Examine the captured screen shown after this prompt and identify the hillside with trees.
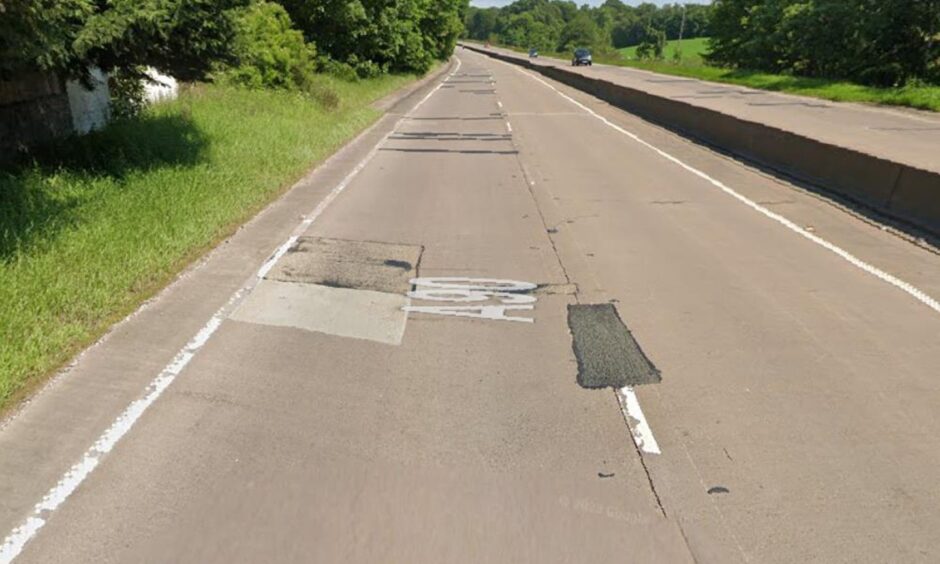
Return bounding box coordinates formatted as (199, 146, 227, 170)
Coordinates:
(463, 0, 939, 111)
(708, 0, 939, 87)
(463, 1, 711, 55)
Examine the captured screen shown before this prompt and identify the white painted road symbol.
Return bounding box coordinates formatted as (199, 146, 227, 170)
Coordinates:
(403, 277, 537, 322)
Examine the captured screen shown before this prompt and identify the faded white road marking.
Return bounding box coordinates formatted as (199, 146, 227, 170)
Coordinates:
(404, 277, 537, 322)
(617, 386, 661, 455)
(0, 56, 464, 564)
(405, 304, 535, 322)
(497, 100, 503, 109)
(496, 58, 940, 316)
(505, 120, 513, 133)
(0, 299, 234, 563)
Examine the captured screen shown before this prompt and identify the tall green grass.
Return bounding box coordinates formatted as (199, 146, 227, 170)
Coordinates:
(0, 73, 416, 410)
(611, 37, 940, 112)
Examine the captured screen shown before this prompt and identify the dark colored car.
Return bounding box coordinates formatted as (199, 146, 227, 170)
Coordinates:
(572, 48, 592, 66)
(529, 48, 539, 58)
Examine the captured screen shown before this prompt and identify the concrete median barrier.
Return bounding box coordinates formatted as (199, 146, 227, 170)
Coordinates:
(461, 43, 940, 237)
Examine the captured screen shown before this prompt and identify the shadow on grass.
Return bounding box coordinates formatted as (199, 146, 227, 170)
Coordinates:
(0, 114, 210, 262)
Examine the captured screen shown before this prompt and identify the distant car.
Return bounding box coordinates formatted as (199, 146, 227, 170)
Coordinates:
(572, 48, 592, 66)
(528, 48, 539, 58)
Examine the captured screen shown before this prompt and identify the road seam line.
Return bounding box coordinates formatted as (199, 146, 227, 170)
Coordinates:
(0, 56, 462, 564)
(495, 58, 940, 316)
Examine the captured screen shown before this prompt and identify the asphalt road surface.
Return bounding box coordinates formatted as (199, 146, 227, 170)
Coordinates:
(3, 49, 940, 563)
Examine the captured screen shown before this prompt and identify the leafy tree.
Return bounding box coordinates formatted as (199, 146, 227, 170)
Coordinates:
(558, 13, 600, 51)
(463, 0, 712, 54)
(636, 26, 666, 60)
(277, 0, 465, 76)
(223, 1, 316, 90)
(0, 0, 245, 82)
(708, 0, 940, 86)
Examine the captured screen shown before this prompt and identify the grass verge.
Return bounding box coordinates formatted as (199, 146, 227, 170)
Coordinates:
(612, 38, 940, 112)
(0, 72, 419, 412)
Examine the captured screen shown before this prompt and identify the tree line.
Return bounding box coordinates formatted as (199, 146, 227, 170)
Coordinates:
(0, 0, 467, 87)
(464, 0, 939, 88)
(708, 0, 940, 86)
(463, 1, 712, 54)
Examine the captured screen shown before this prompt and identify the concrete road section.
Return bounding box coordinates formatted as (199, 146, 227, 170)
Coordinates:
(472, 43, 940, 176)
(3, 49, 940, 563)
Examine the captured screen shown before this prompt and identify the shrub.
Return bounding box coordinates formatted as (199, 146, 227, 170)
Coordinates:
(636, 27, 666, 60)
(223, 1, 317, 90)
(109, 66, 148, 119)
(317, 57, 360, 82)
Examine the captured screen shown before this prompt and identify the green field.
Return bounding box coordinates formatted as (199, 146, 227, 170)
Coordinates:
(618, 36, 710, 66)
(610, 37, 940, 112)
(0, 73, 418, 411)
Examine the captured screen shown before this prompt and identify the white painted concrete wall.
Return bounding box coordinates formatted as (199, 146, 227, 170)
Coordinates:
(65, 67, 110, 134)
(143, 69, 179, 104)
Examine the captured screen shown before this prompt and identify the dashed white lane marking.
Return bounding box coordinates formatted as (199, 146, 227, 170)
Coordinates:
(0, 56, 463, 564)
(617, 387, 661, 455)
(495, 58, 940, 317)
(505, 120, 513, 133)
(497, 100, 503, 109)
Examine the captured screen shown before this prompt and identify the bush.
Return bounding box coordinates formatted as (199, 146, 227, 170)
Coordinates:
(278, 0, 463, 75)
(317, 57, 360, 82)
(222, 1, 317, 90)
(636, 27, 666, 60)
(109, 66, 148, 119)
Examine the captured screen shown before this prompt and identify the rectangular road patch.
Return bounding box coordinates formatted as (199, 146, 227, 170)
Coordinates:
(567, 304, 661, 389)
(230, 280, 409, 345)
(266, 237, 422, 294)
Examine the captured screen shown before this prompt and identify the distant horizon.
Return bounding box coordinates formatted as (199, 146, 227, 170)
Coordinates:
(470, 0, 711, 7)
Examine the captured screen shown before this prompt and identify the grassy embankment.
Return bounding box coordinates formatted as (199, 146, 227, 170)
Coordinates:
(0, 72, 418, 412)
(613, 37, 940, 112)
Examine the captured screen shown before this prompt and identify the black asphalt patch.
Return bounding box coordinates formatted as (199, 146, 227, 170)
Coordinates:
(567, 304, 661, 389)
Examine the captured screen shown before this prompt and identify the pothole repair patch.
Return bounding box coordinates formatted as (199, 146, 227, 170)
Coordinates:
(230, 237, 423, 345)
(567, 304, 661, 389)
(267, 237, 422, 294)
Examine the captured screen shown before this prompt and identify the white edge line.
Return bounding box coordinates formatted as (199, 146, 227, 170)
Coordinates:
(0, 55, 462, 564)
(492, 57, 940, 316)
(617, 386, 661, 455)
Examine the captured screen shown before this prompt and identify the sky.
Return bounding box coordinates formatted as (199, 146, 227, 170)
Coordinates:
(470, 0, 711, 7)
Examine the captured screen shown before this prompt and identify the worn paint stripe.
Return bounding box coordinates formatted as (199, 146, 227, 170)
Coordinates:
(617, 386, 661, 455)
